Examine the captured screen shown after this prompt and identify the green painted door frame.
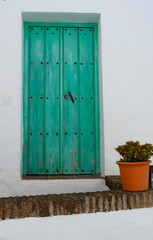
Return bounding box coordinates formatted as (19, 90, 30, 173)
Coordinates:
(23, 22, 100, 176)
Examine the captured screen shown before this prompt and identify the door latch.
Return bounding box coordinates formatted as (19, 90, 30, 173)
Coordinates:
(68, 90, 75, 104)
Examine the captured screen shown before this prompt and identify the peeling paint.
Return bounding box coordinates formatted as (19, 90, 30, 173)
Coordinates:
(72, 150, 77, 160)
(65, 161, 78, 169)
(24, 142, 27, 149)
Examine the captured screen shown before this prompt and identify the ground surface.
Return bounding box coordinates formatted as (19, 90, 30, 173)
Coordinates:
(0, 208, 152, 240)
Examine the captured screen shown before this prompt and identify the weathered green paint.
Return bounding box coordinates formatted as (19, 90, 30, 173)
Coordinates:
(23, 22, 100, 175)
(63, 28, 79, 174)
(45, 27, 60, 174)
(79, 28, 95, 174)
(29, 27, 44, 174)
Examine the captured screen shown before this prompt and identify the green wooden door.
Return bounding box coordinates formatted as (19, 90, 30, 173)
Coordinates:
(23, 23, 100, 176)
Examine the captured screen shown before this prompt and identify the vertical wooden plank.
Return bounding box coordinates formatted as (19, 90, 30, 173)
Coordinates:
(23, 24, 30, 174)
(45, 27, 60, 174)
(43, 27, 46, 175)
(60, 27, 64, 174)
(29, 27, 44, 174)
(94, 26, 100, 174)
(63, 27, 79, 174)
(77, 28, 81, 174)
(79, 28, 95, 174)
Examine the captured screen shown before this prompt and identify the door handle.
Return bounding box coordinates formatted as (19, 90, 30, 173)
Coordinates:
(68, 90, 75, 104)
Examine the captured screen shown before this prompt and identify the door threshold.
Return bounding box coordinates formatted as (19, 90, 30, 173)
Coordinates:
(22, 174, 104, 180)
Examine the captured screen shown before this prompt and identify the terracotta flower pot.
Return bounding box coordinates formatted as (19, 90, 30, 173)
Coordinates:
(116, 160, 152, 191)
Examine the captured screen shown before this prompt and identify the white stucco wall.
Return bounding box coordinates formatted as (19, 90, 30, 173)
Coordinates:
(0, 0, 153, 197)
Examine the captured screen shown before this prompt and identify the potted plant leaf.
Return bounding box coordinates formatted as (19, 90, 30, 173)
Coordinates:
(115, 141, 153, 191)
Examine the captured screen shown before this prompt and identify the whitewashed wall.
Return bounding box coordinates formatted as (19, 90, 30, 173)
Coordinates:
(0, 0, 153, 197)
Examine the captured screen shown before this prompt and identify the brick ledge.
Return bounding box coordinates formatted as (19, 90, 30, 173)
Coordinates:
(0, 190, 153, 220)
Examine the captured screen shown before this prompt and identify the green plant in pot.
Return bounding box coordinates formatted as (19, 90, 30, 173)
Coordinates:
(115, 141, 153, 191)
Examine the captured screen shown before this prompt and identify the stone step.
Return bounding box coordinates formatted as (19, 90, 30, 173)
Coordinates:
(105, 175, 122, 190)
